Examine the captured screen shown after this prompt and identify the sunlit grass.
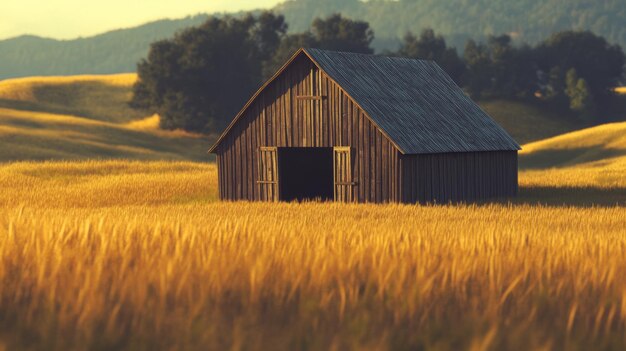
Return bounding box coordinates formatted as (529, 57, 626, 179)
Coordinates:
(0, 77, 625, 349)
(519, 122, 626, 189)
(0, 73, 141, 123)
(0, 158, 624, 350)
(0, 108, 211, 162)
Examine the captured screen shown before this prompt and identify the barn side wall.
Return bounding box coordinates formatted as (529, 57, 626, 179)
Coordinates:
(215, 54, 402, 202)
(400, 151, 518, 203)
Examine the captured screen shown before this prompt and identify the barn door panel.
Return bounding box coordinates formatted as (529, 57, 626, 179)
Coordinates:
(334, 147, 354, 202)
(257, 147, 279, 202)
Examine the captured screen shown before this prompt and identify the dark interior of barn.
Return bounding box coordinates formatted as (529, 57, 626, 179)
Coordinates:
(278, 147, 334, 202)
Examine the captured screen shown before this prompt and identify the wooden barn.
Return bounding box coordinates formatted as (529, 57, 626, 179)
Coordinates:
(209, 48, 521, 203)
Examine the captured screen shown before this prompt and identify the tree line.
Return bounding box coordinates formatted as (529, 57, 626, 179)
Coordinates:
(132, 12, 625, 133)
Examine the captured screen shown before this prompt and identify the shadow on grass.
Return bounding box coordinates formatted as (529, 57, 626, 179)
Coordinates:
(512, 186, 626, 207)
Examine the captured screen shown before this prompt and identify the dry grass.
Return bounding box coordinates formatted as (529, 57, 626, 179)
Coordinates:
(0, 108, 211, 162)
(125, 114, 161, 130)
(0, 73, 142, 123)
(0, 158, 624, 351)
(520, 122, 626, 189)
(0, 74, 212, 162)
(0, 77, 624, 349)
(0, 161, 216, 208)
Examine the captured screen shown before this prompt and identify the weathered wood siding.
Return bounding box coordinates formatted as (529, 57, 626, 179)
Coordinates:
(400, 151, 518, 203)
(215, 55, 401, 202)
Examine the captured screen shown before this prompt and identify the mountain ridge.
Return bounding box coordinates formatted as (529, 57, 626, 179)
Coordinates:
(1, 0, 625, 79)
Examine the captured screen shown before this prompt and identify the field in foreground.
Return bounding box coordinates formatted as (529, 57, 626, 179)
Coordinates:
(0, 158, 625, 351)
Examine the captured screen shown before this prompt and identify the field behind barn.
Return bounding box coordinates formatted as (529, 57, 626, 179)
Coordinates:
(0, 75, 625, 350)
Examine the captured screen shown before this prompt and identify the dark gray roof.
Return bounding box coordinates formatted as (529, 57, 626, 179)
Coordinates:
(305, 48, 521, 154)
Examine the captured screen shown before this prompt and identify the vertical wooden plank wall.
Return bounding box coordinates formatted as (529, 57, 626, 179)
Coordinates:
(400, 151, 518, 203)
(215, 55, 401, 202)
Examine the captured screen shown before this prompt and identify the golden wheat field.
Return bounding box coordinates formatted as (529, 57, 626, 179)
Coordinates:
(1, 74, 625, 350)
(0, 158, 624, 351)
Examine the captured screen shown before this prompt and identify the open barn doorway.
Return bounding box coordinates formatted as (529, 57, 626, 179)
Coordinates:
(278, 147, 334, 202)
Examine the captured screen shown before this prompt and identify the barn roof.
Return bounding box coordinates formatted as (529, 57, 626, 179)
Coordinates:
(209, 48, 520, 154)
(305, 48, 520, 153)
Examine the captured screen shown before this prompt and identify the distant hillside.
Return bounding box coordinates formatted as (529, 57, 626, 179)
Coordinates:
(1, 0, 625, 79)
(276, 0, 626, 50)
(0, 74, 210, 162)
(0, 16, 209, 79)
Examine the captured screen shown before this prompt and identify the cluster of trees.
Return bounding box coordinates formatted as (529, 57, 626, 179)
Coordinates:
(133, 12, 625, 132)
(393, 29, 625, 122)
(132, 13, 373, 132)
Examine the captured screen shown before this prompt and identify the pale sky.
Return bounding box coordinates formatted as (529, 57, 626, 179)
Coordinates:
(0, 0, 284, 40)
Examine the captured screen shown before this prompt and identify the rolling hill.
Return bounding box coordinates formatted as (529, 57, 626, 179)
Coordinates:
(1, 0, 625, 79)
(0, 72, 587, 163)
(0, 74, 211, 162)
(0, 74, 145, 123)
(519, 122, 626, 191)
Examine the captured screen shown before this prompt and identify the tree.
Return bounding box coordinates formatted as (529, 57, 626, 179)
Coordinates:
(537, 31, 625, 99)
(311, 14, 374, 53)
(262, 32, 318, 78)
(565, 68, 596, 122)
(131, 12, 287, 132)
(252, 12, 288, 63)
(263, 14, 375, 78)
(462, 35, 538, 99)
(395, 29, 465, 84)
(463, 39, 492, 99)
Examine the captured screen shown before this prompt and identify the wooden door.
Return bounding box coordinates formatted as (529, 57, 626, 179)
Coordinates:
(334, 147, 354, 202)
(257, 147, 279, 202)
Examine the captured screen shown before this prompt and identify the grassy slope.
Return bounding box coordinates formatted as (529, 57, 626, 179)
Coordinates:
(479, 99, 584, 144)
(0, 74, 144, 123)
(0, 74, 212, 162)
(517, 122, 626, 205)
(521, 122, 626, 170)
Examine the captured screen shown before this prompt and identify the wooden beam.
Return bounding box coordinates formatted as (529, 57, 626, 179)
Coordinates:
(295, 95, 326, 100)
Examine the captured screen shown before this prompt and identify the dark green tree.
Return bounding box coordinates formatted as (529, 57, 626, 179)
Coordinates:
(263, 14, 375, 78)
(463, 39, 492, 99)
(462, 35, 537, 99)
(395, 29, 465, 84)
(252, 12, 288, 63)
(311, 14, 374, 54)
(536, 31, 625, 99)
